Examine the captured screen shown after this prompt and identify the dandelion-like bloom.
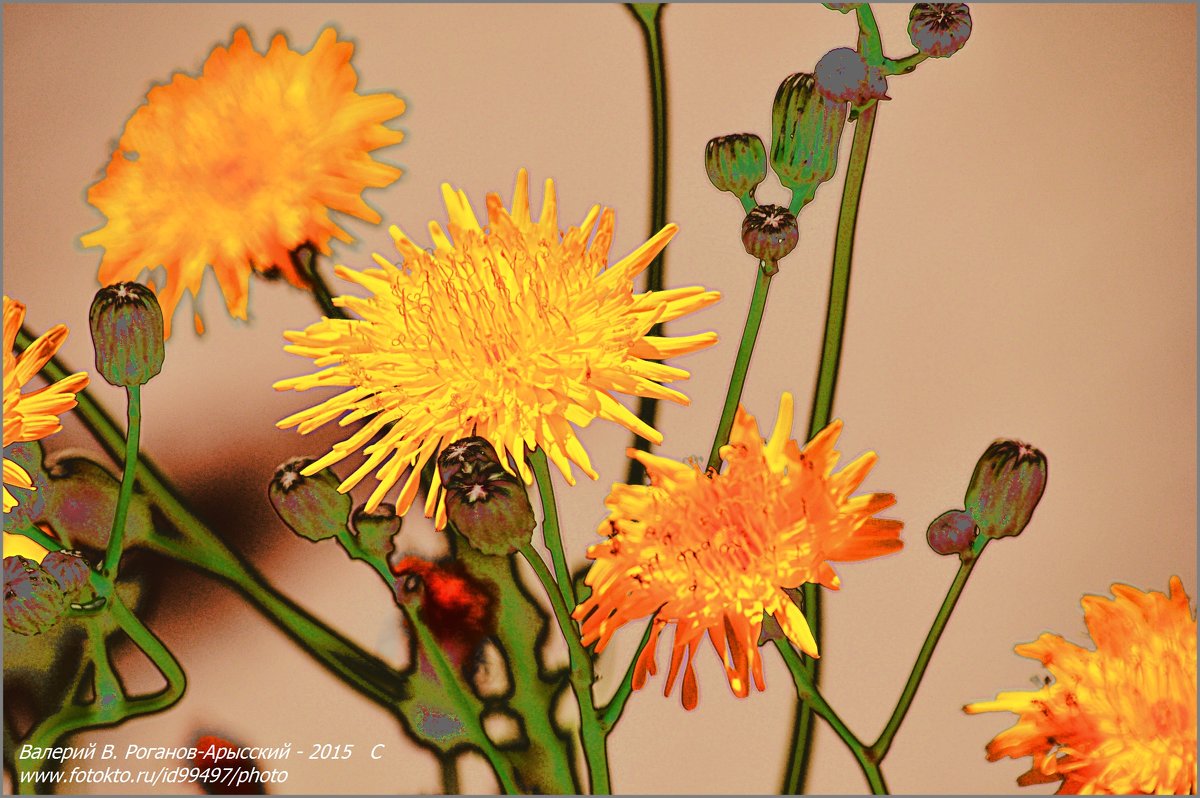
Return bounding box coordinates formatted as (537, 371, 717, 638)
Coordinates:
(275, 170, 720, 525)
(80, 28, 406, 336)
(573, 393, 902, 709)
(965, 577, 1197, 795)
(3, 297, 88, 514)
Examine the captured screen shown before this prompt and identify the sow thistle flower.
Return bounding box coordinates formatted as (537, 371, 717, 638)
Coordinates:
(275, 170, 720, 525)
(573, 394, 902, 710)
(965, 577, 1197, 795)
(3, 297, 88, 514)
(80, 28, 406, 336)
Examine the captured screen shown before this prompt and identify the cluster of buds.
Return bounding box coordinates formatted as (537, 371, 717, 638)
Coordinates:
(4, 550, 91, 635)
(926, 438, 1047, 559)
(268, 457, 352, 542)
(89, 282, 165, 388)
(436, 437, 534, 557)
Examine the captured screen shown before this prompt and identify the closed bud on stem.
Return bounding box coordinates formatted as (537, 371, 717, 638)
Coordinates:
(39, 550, 91, 598)
(4, 555, 66, 636)
(705, 134, 767, 202)
(814, 48, 889, 105)
(909, 3, 972, 58)
(965, 439, 1047, 539)
(741, 204, 799, 265)
(89, 282, 165, 387)
(770, 73, 848, 206)
(437, 437, 534, 556)
(269, 457, 351, 542)
(926, 509, 978, 557)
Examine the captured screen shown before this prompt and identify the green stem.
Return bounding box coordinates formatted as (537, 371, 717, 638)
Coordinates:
(787, 101, 879, 795)
(529, 449, 576, 608)
(624, 2, 669, 486)
(439, 755, 460, 794)
(102, 385, 140, 580)
(706, 265, 774, 472)
(870, 537, 988, 760)
(882, 51, 928, 76)
(775, 640, 887, 794)
(84, 615, 123, 708)
(335, 528, 395, 589)
(599, 618, 656, 731)
(519, 545, 610, 795)
(856, 4, 884, 65)
(11, 524, 64, 555)
(291, 244, 347, 321)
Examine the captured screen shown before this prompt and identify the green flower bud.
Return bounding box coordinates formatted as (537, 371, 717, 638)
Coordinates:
(741, 204, 799, 266)
(4, 556, 66, 636)
(269, 457, 351, 542)
(926, 509, 978, 557)
(770, 72, 848, 203)
(40, 550, 91, 598)
(89, 283, 165, 387)
(438, 437, 534, 557)
(964, 440, 1047, 539)
(349, 503, 401, 564)
(705, 134, 767, 201)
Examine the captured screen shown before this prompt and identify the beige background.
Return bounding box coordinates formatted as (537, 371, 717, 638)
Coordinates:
(3, 3, 1196, 794)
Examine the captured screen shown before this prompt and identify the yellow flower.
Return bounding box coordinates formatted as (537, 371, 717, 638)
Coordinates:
(3, 297, 88, 514)
(275, 170, 720, 525)
(965, 577, 1197, 795)
(80, 28, 406, 336)
(573, 394, 902, 709)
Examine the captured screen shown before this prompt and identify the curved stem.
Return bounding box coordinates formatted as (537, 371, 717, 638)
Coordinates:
(290, 244, 347, 321)
(787, 101, 879, 795)
(870, 537, 988, 760)
(706, 266, 774, 472)
(529, 449, 576, 608)
(519, 545, 610, 795)
(624, 2, 669, 486)
(855, 4, 884, 65)
(102, 385, 140, 580)
(599, 618, 655, 731)
(11, 524, 64, 555)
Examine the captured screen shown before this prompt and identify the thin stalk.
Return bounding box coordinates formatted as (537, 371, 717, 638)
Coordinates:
(599, 618, 655, 731)
(787, 101, 880, 795)
(102, 385, 141, 580)
(870, 537, 988, 760)
(529, 449, 576, 608)
(290, 244, 347, 321)
(706, 265, 774, 472)
(624, 2, 669, 486)
(439, 755, 461, 795)
(84, 615, 123, 707)
(519, 544, 610, 795)
(11, 524, 63, 555)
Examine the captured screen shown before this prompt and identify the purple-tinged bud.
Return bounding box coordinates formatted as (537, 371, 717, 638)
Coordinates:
(909, 3, 972, 58)
(964, 439, 1047, 539)
(40, 550, 91, 597)
(4, 555, 66, 636)
(741, 204, 799, 265)
(437, 438, 534, 556)
(269, 457, 351, 542)
(89, 282, 165, 387)
(814, 47, 889, 104)
(926, 509, 978, 556)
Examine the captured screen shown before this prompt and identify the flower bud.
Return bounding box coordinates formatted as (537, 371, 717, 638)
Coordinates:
(964, 439, 1047, 539)
(39, 550, 91, 597)
(814, 48, 889, 105)
(741, 204, 799, 264)
(4, 555, 66, 636)
(349, 503, 401, 563)
(437, 437, 534, 556)
(89, 282, 165, 387)
(268, 457, 351, 542)
(926, 509, 978, 556)
(705, 134, 767, 201)
(770, 72, 848, 201)
(909, 3, 972, 58)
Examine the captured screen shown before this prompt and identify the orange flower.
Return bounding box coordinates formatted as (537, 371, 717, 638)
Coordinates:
(3, 297, 88, 514)
(81, 28, 406, 336)
(573, 393, 902, 709)
(965, 577, 1197, 794)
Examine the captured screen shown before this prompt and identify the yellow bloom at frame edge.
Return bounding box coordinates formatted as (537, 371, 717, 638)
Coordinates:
(965, 577, 1197, 795)
(80, 28, 406, 337)
(573, 393, 903, 710)
(275, 169, 721, 525)
(3, 297, 88, 516)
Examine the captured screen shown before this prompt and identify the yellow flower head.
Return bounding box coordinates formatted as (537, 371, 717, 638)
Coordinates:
(3, 297, 88, 514)
(965, 577, 1197, 795)
(573, 394, 903, 709)
(80, 28, 406, 336)
(275, 170, 720, 526)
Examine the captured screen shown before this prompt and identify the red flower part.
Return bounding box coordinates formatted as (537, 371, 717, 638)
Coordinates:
(193, 735, 263, 795)
(393, 556, 497, 668)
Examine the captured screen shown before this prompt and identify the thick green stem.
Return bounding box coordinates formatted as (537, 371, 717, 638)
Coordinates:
(787, 101, 879, 795)
(624, 2, 669, 486)
(519, 545, 610, 794)
(856, 4, 884, 65)
(101, 385, 140, 580)
(706, 265, 774, 472)
(599, 618, 655, 731)
(870, 537, 988, 760)
(529, 449, 577, 608)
